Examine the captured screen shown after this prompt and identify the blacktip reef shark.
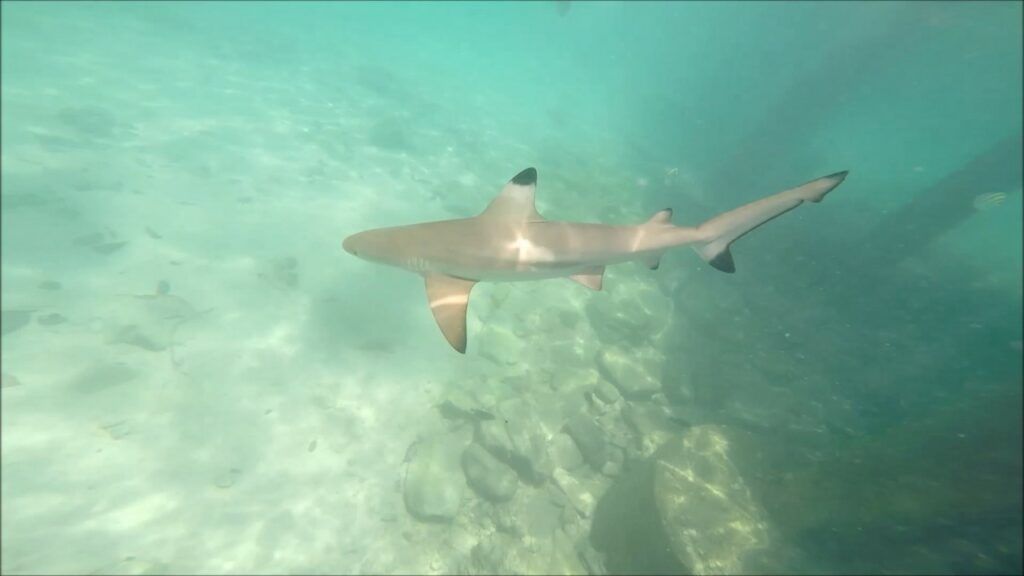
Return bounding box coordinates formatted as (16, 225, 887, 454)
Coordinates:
(343, 167, 848, 353)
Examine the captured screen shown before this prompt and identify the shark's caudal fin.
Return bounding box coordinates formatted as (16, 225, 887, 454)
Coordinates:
(692, 171, 849, 273)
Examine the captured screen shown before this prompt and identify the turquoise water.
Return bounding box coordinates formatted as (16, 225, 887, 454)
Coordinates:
(1, 1, 1021, 574)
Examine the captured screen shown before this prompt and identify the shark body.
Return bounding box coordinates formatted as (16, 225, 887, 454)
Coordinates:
(343, 167, 848, 352)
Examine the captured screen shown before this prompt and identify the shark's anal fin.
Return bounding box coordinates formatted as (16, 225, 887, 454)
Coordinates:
(568, 266, 605, 290)
(643, 254, 663, 270)
(643, 209, 672, 269)
(424, 273, 477, 353)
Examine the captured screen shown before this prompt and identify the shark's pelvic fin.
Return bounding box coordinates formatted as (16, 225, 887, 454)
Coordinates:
(693, 171, 848, 273)
(643, 253, 665, 270)
(425, 273, 476, 353)
(479, 167, 545, 223)
(568, 266, 605, 290)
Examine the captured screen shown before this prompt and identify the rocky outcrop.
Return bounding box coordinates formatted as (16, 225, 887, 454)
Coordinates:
(474, 398, 554, 485)
(655, 426, 771, 574)
(585, 278, 672, 345)
(461, 443, 518, 503)
(595, 346, 664, 400)
(591, 425, 773, 575)
(403, 428, 472, 523)
(563, 413, 608, 472)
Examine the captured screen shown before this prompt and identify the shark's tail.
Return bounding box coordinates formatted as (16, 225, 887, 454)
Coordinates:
(690, 171, 849, 273)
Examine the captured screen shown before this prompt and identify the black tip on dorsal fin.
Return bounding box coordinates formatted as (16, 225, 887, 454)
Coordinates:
(510, 167, 537, 186)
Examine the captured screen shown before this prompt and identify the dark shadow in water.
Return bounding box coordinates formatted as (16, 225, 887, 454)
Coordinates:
(367, 115, 420, 153)
(589, 457, 689, 575)
(695, 4, 932, 204)
(856, 130, 1023, 266)
(657, 128, 1022, 573)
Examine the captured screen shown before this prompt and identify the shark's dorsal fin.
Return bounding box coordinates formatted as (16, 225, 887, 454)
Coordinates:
(646, 207, 673, 225)
(569, 266, 605, 290)
(479, 167, 544, 223)
(424, 273, 476, 353)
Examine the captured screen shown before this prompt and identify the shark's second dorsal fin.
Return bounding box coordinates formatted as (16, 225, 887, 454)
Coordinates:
(479, 167, 544, 223)
(425, 273, 477, 353)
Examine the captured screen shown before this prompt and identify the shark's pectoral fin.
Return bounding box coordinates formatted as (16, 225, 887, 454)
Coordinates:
(424, 273, 476, 353)
(568, 266, 605, 291)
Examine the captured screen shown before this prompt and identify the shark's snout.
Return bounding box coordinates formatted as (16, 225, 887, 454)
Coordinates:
(342, 234, 358, 256)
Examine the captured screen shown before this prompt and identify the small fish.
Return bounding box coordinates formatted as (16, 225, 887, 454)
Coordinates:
(403, 439, 421, 464)
(37, 313, 67, 326)
(972, 192, 1006, 211)
(144, 226, 163, 240)
(73, 232, 107, 247)
(93, 241, 128, 255)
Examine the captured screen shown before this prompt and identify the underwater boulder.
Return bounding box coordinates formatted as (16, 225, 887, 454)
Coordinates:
(654, 426, 772, 574)
(595, 346, 663, 399)
(461, 442, 518, 503)
(563, 413, 609, 472)
(476, 325, 524, 366)
(475, 398, 554, 485)
(466, 529, 585, 575)
(551, 467, 598, 518)
(402, 428, 471, 523)
(622, 402, 678, 457)
(594, 379, 623, 404)
(549, 431, 585, 471)
(585, 278, 672, 345)
(591, 425, 773, 575)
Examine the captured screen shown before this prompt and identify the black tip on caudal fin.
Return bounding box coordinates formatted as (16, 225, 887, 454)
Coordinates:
(805, 170, 850, 202)
(510, 167, 537, 186)
(708, 248, 736, 273)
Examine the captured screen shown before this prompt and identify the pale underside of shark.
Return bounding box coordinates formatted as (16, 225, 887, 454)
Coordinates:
(343, 167, 848, 353)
